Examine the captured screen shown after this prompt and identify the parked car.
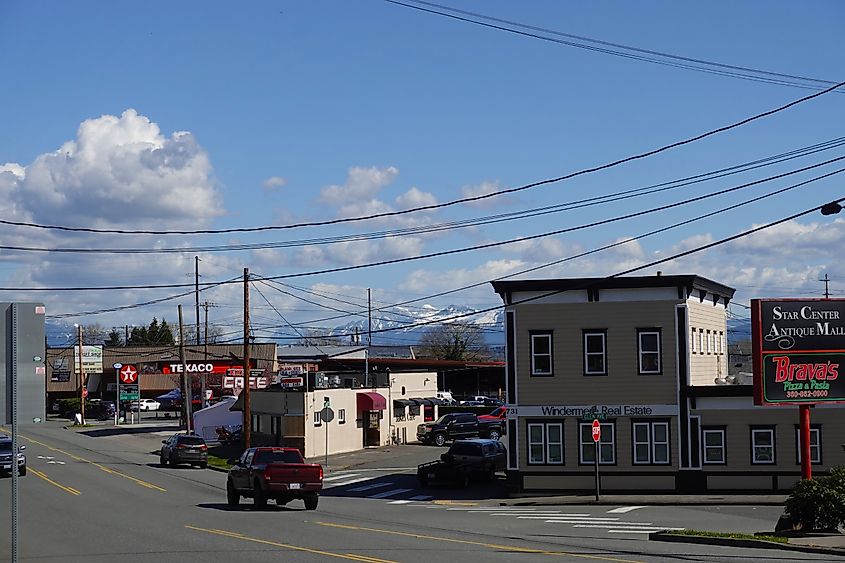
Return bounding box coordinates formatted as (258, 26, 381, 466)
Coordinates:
(417, 438, 506, 487)
(417, 412, 505, 446)
(86, 400, 116, 421)
(160, 434, 208, 468)
(0, 436, 26, 476)
(478, 406, 507, 421)
(436, 391, 456, 405)
(137, 399, 160, 411)
(226, 447, 323, 510)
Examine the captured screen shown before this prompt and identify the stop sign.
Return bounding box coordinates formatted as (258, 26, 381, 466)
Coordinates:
(591, 419, 601, 442)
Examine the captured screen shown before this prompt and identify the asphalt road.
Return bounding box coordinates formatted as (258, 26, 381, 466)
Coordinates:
(0, 421, 838, 562)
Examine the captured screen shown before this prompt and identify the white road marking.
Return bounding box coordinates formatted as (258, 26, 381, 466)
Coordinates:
(409, 495, 433, 501)
(519, 516, 619, 521)
(47, 460, 66, 465)
(607, 506, 646, 514)
(387, 500, 414, 504)
(570, 523, 661, 529)
(325, 477, 374, 489)
(608, 529, 668, 534)
(369, 488, 413, 499)
(349, 482, 393, 492)
(324, 473, 360, 481)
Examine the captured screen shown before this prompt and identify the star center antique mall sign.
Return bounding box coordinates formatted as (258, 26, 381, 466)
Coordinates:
(753, 298, 845, 405)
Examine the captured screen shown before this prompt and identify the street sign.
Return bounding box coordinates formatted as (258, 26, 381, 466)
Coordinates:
(119, 392, 140, 401)
(591, 419, 601, 442)
(119, 365, 138, 384)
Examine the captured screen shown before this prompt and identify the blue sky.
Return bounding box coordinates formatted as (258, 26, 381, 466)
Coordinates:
(1, 1, 843, 341)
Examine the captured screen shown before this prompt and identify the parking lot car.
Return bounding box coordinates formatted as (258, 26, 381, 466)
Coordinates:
(226, 447, 323, 510)
(160, 434, 208, 468)
(0, 437, 26, 476)
(417, 438, 506, 487)
(417, 412, 505, 446)
(138, 399, 160, 411)
(86, 400, 116, 421)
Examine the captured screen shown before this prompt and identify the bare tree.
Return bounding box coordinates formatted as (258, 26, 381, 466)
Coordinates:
(418, 322, 490, 361)
(297, 329, 344, 347)
(82, 323, 109, 345)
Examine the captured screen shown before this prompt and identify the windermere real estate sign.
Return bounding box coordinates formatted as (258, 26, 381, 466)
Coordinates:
(752, 298, 845, 405)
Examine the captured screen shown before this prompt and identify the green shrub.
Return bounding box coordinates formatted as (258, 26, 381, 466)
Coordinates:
(784, 468, 845, 531)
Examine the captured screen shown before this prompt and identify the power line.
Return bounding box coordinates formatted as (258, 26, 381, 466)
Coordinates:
(385, 0, 841, 91)
(2, 82, 842, 238)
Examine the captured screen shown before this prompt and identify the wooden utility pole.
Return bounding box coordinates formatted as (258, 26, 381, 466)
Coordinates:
(77, 324, 85, 424)
(195, 256, 201, 344)
(202, 301, 209, 408)
(243, 268, 251, 449)
(178, 305, 192, 432)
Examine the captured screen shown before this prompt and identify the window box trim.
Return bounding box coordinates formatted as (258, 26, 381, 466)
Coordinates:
(794, 424, 822, 465)
(582, 329, 608, 376)
(701, 426, 727, 465)
(526, 419, 565, 466)
(750, 426, 776, 465)
(631, 420, 671, 465)
(636, 327, 663, 375)
(529, 330, 554, 377)
(579, 421, 616, 466)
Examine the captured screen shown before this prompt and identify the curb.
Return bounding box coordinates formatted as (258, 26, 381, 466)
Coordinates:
(506, 499, 787, 506)
(650, 532, 845, 558)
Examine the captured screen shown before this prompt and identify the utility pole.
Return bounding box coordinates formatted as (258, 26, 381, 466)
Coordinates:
(178, 305, 192, 432)
(367, 288, 372, 388)
(77, 324, 85, 424)
(124, 324, 129, 345)
(202, 301, 209, 408)
(195, 256, 201, 344)
(820, 273, 831, 299)
(243, 268, 251, 449)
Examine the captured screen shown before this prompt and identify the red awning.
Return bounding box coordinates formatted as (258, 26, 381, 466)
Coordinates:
(357, 391, 386, 412)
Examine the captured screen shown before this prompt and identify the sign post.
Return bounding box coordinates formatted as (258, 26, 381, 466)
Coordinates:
(752, 298, 845, 481)
(322, 397, 332, 470)
(592, 419, 601, 502)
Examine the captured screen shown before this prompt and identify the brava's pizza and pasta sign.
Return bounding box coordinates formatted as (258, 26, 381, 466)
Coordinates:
(752, 298, 845, 405)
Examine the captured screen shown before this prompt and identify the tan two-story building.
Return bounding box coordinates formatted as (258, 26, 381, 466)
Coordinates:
(493, 274, 845, 493)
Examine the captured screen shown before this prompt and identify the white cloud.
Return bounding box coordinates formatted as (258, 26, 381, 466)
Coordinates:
(395, 187, 437, 209)
(319, 166, 398, 206)
(460, 180, 509, 209)
(263, 176, 287, 191)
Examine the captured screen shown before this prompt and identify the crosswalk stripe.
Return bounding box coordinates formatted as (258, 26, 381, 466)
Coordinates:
(409, 495, 433, 501)
(387, 500, 414, 504)
(608, 529, 666, 534)
(324, 473, 361, 481)
(368, 488, 413, 499)
(607, 506, 646, 514)
(349, 482, 393, 492)
(518, 516, 619, 521)
(570, 523, 657, 529)
(325, 477, 374, 489)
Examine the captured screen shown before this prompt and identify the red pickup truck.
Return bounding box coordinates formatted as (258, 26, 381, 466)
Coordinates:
(226, 447, 323, 510)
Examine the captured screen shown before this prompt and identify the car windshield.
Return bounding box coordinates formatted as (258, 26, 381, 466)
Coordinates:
(434, 415, 454, 425)
(254, 450, 303, 464)
(450, 443, 481, 456)
(0, 441, 11, 453)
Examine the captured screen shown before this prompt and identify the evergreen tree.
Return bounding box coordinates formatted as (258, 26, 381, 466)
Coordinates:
(104, 329, 123, 347)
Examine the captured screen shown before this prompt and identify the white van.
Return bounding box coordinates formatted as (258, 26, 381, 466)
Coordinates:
(436, 391, 456, 405)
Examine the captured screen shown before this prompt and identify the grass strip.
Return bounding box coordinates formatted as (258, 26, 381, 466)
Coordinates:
(665, 529, 788, 544)
(207, 453, 231, 470)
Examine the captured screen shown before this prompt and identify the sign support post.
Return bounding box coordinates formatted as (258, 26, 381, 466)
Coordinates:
(800, 404, 812, 480)
(592, 419, 601, 502)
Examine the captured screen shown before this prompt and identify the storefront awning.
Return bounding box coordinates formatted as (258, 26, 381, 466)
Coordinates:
(393, 399, 414, 407)
(411, 398, 433, 406)
(357, 391, 387, 412)
(425, 397, 444, 405)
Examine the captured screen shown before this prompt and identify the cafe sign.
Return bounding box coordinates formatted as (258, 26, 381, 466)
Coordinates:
(753, 298, 845, 405)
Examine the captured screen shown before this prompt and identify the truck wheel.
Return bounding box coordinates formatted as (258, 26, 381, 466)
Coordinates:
(160, 455, 168, 467)
(304, 493, 319, 510)
(418, 476, 429, 488)
(434, 433, 446, 447)
(253, 481, 267, 509)
(488, 429, 501, 441)
(19, 466, 26, 477)
(226, 479, 240, 506)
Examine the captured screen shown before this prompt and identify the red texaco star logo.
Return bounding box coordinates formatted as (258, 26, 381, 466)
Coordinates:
(119, 365, 138, 384)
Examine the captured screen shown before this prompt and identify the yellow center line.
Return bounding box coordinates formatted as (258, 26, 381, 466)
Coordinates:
(10, 431, 166, 492)
(316, 522, 647, 563)
(28, 468, 81, 496)
(185, 525, 399, 563)
(432, 500, 478, 506)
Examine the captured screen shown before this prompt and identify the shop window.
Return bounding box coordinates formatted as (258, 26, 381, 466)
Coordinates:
(527, 421, 564, 465)
(795, 426, 821, 464)
(313, 411, 322, 426)
(338, 408, 347, 424)
(530, 331, 553, 376)
(632, 421, 670, 465)
(698, 329, 704, 354)
(690, 326, 696, 353)
(579, 421, 615, 465)
(716, 331, 723, 355)
(251, 414, 261, 433)
(751, 427, 776, 464)
(583, 330, 607, 376)
(270, 416, 282, 436)
(637, 329, 661, 375)
(702, 428, 726, 464)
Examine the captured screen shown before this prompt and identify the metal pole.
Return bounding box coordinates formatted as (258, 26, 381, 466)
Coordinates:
(195, 256, 201, 345)
(800, 404, 812, 480)
(243, 268, 251, 449)
(78, 324, 85, 424)
(178, 305, 191, 432)
(202, 301, 208, 408)
(325, 412, 329, 470)
(12, 305, 19, 563)
(594, 440, 600, 502)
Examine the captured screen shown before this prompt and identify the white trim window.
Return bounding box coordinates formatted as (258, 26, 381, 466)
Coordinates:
(690, 326, 697, 353)
(706, 330, 712, 354)
(313, 410, 322, 426)
(530, 332, 553, 376)
(579, 422, 615, 465)
(583, 331, 607, 375)
(270, 416, 282, 436)
(702, 428, 726, 464)
(795, 427, 821, 464)
(751, 428, 776, 464)
(698, 329, 704, 354)
(338, 408, 347, 424)
(716, 331, 723, 355)
(637, 329, 661, 374)
(632, 421, 670, 465)
(527, 422, 564, 465)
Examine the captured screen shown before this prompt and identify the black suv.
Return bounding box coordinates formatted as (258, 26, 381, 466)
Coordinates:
(160, 434, 208, 468)
(417, 438, 506, 487)
(0, 436, 26, 476)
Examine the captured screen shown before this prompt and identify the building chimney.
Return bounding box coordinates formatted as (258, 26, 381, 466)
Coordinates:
(656, 271, 662, 276)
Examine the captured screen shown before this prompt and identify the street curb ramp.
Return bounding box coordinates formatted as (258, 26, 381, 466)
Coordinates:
(650, 531, 845, 558)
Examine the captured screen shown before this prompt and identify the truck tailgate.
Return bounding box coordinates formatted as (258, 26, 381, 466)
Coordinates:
(264, 463, 323, 489)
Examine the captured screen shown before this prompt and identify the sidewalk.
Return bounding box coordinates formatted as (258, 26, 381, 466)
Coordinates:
(503, 493, 788, 506)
